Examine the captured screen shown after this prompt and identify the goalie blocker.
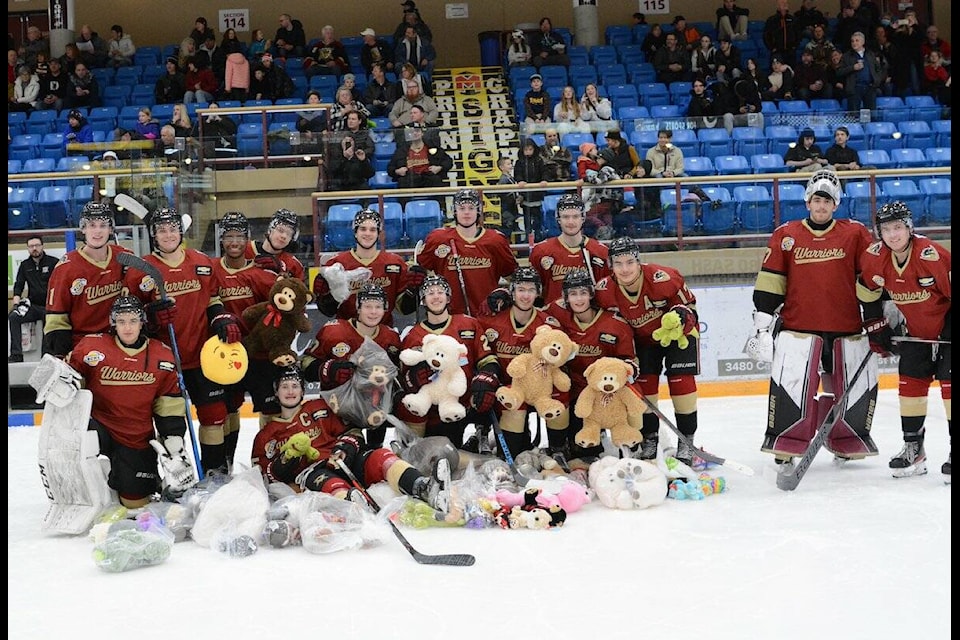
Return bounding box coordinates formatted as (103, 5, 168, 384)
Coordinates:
(761, 331, 879, 461)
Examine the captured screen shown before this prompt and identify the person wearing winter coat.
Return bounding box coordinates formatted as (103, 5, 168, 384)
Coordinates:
(154, 56, 186, 105)
(61, 109, 94, 154)
(223, 51, 249, 101)
(107, 25, 136, 67)
(183, 56, 218, 104)
(10, 65, 39, 111)
(134, 107, 161, 140)
(579, 83, 613, 123)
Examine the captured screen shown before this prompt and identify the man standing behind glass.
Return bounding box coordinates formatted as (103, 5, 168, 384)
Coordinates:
(9, 236, 59, 363)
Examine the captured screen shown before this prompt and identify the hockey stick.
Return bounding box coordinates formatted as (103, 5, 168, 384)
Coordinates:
(412, 239, 425, 325)
(580, 238, 597, 286)
(335, 459, 476, 566)
(776, 349, 875, 491)
(891, 336, 951, 345)
(447, 241, 471, 316)
(116, 252, 204, 481)
(488, 410, 529, 486)
(632, 389, 755, 476)
(114, 193, 193, 232)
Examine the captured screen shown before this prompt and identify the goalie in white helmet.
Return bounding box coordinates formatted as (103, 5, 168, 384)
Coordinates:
(749, 169, 879, 471)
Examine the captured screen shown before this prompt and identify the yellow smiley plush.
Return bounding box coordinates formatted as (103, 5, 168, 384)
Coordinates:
(200, 336, 249, 385)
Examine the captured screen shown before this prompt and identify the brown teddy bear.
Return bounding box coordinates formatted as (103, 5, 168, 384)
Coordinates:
(574, 357, 646, 449)
(495, 325, 577, 419)
(241, 276, 313, 366)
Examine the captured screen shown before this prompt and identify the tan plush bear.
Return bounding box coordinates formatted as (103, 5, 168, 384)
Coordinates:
(574, 357, 646, 448)
(241, 276, 313, 366)
(495, 325, 577, 419)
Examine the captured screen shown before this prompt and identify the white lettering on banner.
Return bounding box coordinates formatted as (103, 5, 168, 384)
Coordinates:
(639, 0, 670, 15)
(219, 9, 249, 33)
(445, 4, 468, 19)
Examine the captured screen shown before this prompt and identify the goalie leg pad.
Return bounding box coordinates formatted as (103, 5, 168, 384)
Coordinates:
(37, 390, 117, 535)
(825, 335, 879, 459)
(761, 331, 824, 457)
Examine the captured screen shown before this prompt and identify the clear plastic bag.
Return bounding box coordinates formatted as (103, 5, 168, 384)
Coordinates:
(91, 519, 175, 573)
(319, 338, 399, 430)
(299, 492, 389, 554)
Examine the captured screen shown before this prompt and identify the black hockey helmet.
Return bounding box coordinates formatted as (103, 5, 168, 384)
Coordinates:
(419, 274, 452, 304)
(149, 206, 182, 238)
(607, 236, 641, 265)
(874, 200, 914, 236)
(219, 211, 249, 241)
(109, 295, 146, 327)
(79, 201, 115, 230)
(273, 365, 305, 392)
(352, 208, 382, 233)
(562, 268, 594, 301)
(453, 188, 482, 213)
(510, 266, 542, 295)
(555, 193, 585, 219)
(267, 208, 300, 242)
(356, 282, 388, 308)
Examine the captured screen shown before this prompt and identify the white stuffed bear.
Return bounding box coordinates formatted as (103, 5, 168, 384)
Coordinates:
(588, 456, 667, 510)
(399, 334, 469, 423)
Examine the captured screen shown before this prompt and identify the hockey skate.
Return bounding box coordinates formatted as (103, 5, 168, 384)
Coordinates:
(675, 438, 695, 466)
(633, 434, 659, 461)
(889, 441, 927, 478)
(412, 458, 451, 513)
(941, 453, 951, 484)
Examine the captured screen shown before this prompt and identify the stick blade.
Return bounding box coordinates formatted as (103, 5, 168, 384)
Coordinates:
(413, 552, 476, 566)
(776, 471, 799, 491)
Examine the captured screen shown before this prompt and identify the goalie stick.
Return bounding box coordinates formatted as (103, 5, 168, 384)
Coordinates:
(116, 251, 203, 481)
(891, 336, 951, 345)
(776, 349, 875, 491)
(335, 459, 476, 567)
(631, 389, 755, 476)
(488, 410, 530, 486)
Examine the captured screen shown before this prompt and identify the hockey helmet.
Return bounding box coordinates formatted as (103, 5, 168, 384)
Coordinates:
(219, 211, 249, 241)
(419, 274, 452, 305)
(510, 266, 542, 295)
(562, 268, 594, 302)
(356, 282, 388, 308)
(79, 201, 115, 230)
(352, 208, 382, 233)
(607, 236, 641, 266)
(452, 188, 482, 213)
(109, 295, 146, 327)
(267, 208, 300, 242)
(149, 207, 182, 238)
(555, 193, 585, 219)
(804, 169, 842, 204)
(273, 365, 305, 392)
(874, 200, 914, 236)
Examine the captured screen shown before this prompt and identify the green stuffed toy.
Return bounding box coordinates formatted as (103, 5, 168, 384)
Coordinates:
(652, 310, 689, 349)
(279, 433, 320, 463)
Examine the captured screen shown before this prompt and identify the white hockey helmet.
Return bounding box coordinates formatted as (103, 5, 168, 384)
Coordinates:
(804, 169, 842, 204)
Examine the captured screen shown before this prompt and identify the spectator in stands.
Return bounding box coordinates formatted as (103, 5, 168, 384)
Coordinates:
(654, 32, 691, 85)
(874, 24, 899, 96)
(9, 235, 59, 363)
(386, 122, 453, 190)
(37, 57, 68, 111)
(921, 25, 951, 67)
(389, 79, 438, 127)
(691, 34, 718, 83)
(177, 37, 197, 71)
(576, 141, 601, 179)
(716, 0, 750, 42)
(330, 85, 371, 131)
(579, 82, 613, 124)
(274, 13, 307, 59)
(804, 23, 836, 71)
(641, 24, 666, 60)
(687, 78, 719, 122)
(784, 127, 829, 172)
(360, 28, 394, 74)
(837, 31, 884, 112)
(249, 29, 271, 61)
(496, 155, 520, 237)
(647, 129, 685, 179)
(825, 125, 866, 171)
(10, 64, 38, 112)
(364, 62, 399, 117)
(553, 85, 587, 133)
(763, 0, 799, 67)
(764, 54, 796, 102)
(540, 128, 573, 182)
(513, 137, 548, 242)
(892, 9, 923, 96)
(216, 29, 244, 79)
(224, 48, 249, 101)
(408, 103, 440, 149)
(827, 48, 846, 97)
(67, 62, 100, 109)
(395, 25, 436, 75)
(169, 103, 192, 138)
(8, 48, 19, 85)
(795, 48, 832, 100)
(306, 25, 350, 78)
(294, 91, 328, 154)
(522, 73, 551, 126)
(183, 56, 217, 104)
(248, 64, 273, 101)
(20, 25, 48, 69)
(392, 4, 433, 45)
(135, 106, 161, 140)
(155, 56, 186, 105)
(632, 13, 648, 26)
(107, 25, 135, 68)
(326, 111, 376, 191)
(62, 109, 94, 154)
(189, 17, 216, 49)
(194, 101, 237, 158)
(507, 30, 532, 70)
(714, 36, 742, 84)
(794, 0, 827, 39)
(196, 33, 220, 76)
(60, 43, 81, 75)
(259, 52, 295, 99)
(399, 61, 428, 96)
(603, 129, 644, 178)
(722, 63, 763, 129)
(835, 0, 877, 52)
(532, 17, 570, 68)
(76, 24, 108, 69)
(341, 73, 363, 102)
(33, 51, 48, 82)
(672, 16, 701, 54)
(922, 50, 951, 106)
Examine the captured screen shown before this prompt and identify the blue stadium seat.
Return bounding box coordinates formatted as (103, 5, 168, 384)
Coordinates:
(776, 183, 808, 222)
(897, 120, 934, 149)
(660, 189, 699, 236)
(118, 106, 141, 130)
(734, 186, 774, 233)
(114, 66, 141, 85)
(8, 159, 22, 174)
(865, 121, 901, 152)
(561, 132, 594, 153)
(697, 128, 732, 159)
(40, 133, 66, 161)
(73, 184, 94, 212)
(26, 109, 58, 134)
(606, 83, 638, 103)
(102, 85, 132, 109)
(135, 46, 161, 65)
(844, 181, 877, 225)
(699, 187, 737, 235)
(266, 123, 293, 155)
(325, 204, 362, 250)
(8, 111, 28, 136)
(890, 147, 928, 169)
(777, 100, 812, 114)
(539, 65, 569, 87)
(605, 26, 632, 46)
(87, 106, 118, 132)
(151, 104, 174, 121)
(879, 179, 924, 214)
(569, 64, 598, 87)
(714, 154, 749, 176)
(566, 46, 589, 66)
(371, 201, 404, 248)
(370, 170, 397, 190)
(765, 125, 797, 157)
(683, 156, 715, 176)
(731, 127, 766, 156)
(21, 157, 56, 190)
(56, 156, 91, 174)
(590, 45, 618, 66)
(839, 122, 866, 150)
(859, 148, 894, 170)
(241, 99, 273, 123)
(617, 45, 645, 66)
(924, 147, 950, 167)
(374, 142, 397, 159)
(36, 185, 73, 228)
(876, 96, 910, 122)
(632, 24, 650, 44)
(930, 120, 950, 147)
(10, 134, 41, 161)
(750, 153, 789, 174)
(629, 130, 658, 149)
(919, 178, 950, 225)
(627, 62, 656, 84)
(650, 104, 680, 119)
(618, 104, 649, 130)
(236, 123, 264, 156)
(904, 95, 942, 123)
(90, 67, 114, 88)
(405, 200, 443, 241)
(8, 187, 36, 230)
(670, 129, 698, 157)
(810, 98, 842, 114)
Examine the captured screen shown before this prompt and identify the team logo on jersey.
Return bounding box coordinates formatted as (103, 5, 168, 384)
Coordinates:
(310, 409, 328, 420)
(332, 342, 351, 358)
(196, 265, 212, 276)
(780, 237, 796, 252)
(919, 246, 940, 261)
(158, 361, 175, 371)
(652, 269, 670, 283)
(138, 275, 157, 292)
(651, 299, 668, 308)
(918, 277, 935, 287)
(459, 329, 476, 341)
(545, 315, 560, 327)
(599, 333, 617, 344)
(70, 278, 88, 296)
(385, 264, 401, 274)
(485, 328, 499, 343)
(595, 279, 608, 290)
(540, 256, 555, 270)
(434, 245, 451, 258)
(83, 350, 105, 366)
(867, 241, 883, 256)
(872, 275, 885, 287)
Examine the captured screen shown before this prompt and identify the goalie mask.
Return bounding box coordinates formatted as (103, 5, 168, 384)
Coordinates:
(804, 169, 842, 204)
(510, 266, 542, 296)
(150, 207, 182, 238)
(562, 268, 595, 303)
(268, 208, 300, 243)
(219, 211, 249, 241)
(419, 274, 452, 305)
(874, 200, 914, 237)
(353, 208, 382, 233)
(555, 193, 585, 220)
(79, 201, 115, 230)
(273, 366, 305, 393)
(607, 236, 641, 266)
(109, 295, 146, 328)
(356, 282, 388, 309)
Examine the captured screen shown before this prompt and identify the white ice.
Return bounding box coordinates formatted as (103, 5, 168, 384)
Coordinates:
(8, 388, 951, 640)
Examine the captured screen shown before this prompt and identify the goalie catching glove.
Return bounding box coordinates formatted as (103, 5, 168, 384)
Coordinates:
(29, 353, 82, 408)
(149, 436, 197, 495)
(745, 311, 775, 363)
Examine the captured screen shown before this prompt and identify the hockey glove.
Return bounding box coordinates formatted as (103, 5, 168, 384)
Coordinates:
(29, 354, 82, 408)
(13, 298, 31, 316)
(150, 436, 197, 495)
(470, 372, 500, 413)
(482, 287, 512, 316)
(254, 254, 283, 274)
(670, 305, 698, 335)
(210, 313, 243, 344)
(745, 311, 775, 363)
(319, 359, 357, 388)
(279, 432, 320, 463)
(863, 316, 894, 357)
(400, 265, 427, 295)
(328, 433, 363, 468)
(401, 360, 434, 393)
(145, 298, 177, 329)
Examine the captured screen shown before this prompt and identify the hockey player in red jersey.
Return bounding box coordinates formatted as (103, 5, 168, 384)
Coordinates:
(398, 274, 502, 449)
(594, 237, 701, 464)
(551, 268, 637, 464)
(480, 266, 562, 455)
(243, 207, 306, 281)
(529, 193, 610, 304)
(312, 208, 422, 323)
(857, 201, 952, 481)
(252, 367, 450, 511)
(123, 207, 243, 475)
(43, 202, 128, 357)
(67, 296, 193, 507)
(748, 169, 878, 469)
(302, 282, 401, 446)
(417, 188, 518, 316)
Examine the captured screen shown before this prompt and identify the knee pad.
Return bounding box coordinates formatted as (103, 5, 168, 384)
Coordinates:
(762, 331, 824, 457)
(825, 335, 879, 458)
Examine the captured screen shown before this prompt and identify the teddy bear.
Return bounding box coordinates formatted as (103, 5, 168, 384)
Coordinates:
(588, 456, 667, 510)
(495, 326, 577, 420)
(324, 340, 398, 429)
(241, 276, 313, 366)
(652, 311, 688, 349)
(399, 334, 469, 423)
(491, 487, 566, 529)
(573, 357, 646, 449)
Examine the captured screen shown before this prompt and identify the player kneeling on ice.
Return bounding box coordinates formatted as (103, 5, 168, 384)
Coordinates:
(857, 201, 952, 481)
(30, 296, 196, 533)
(251, 366, 452, 512)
